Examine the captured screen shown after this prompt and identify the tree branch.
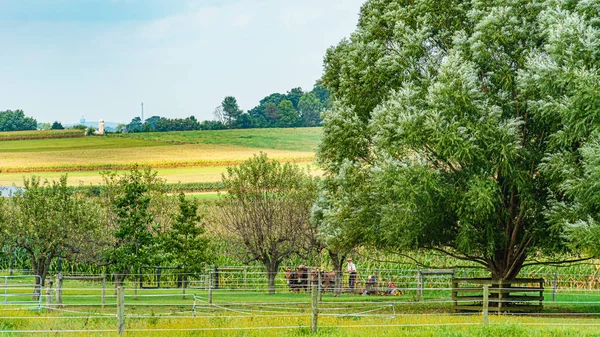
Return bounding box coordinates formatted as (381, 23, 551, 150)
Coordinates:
(367, 250, 487, 270)
(522, 257, 594, 267)
(431, 247, 489, 267)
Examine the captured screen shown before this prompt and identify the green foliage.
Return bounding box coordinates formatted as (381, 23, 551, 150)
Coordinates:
(127, 117, 143, 133)
(51, 121, 64, 130)
(0, 110, 37, 132)
(276, 100, 300, 127)
(71, 124, 87, 130)
(102, 167, 166, 280)
(222, 96, 243, 127)
(217, 153, 318, 293)
(298, 93, 323, 127)
(0, 175, 104, 285)
(161, 193, 212, 274)
(318, 0, 600, 280)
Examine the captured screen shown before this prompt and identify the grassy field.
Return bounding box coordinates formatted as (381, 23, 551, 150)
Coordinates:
(0, 128, 321, 186)
(117, 127, 322, 152)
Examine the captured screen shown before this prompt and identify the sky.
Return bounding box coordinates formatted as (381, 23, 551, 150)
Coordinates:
(0, 0, 364, 124)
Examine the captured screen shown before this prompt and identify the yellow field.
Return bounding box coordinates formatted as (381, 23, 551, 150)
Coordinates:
(0, 129, 320, 186)
(0, 143, 312, 171)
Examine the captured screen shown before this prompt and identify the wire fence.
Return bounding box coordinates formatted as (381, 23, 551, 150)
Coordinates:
(0, 269, 600, 335)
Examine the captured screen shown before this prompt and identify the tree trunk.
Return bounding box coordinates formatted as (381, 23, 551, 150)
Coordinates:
(265, 262, 280, 295)
(114, 266, 131, 288)
(487, 250, 527, 308)
(489, 249, 526, 281)
(328, 250, 346, 297)
(31, 255, 52, 300)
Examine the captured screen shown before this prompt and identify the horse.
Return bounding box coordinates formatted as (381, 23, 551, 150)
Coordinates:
(285, 265, 310, 292)
(297, 265, 309, 292)
(310, 269, 336, 292)
(285, 268, 300, 292)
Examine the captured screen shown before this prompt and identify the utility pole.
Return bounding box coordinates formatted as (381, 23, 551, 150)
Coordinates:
(141, 102, 144, 123)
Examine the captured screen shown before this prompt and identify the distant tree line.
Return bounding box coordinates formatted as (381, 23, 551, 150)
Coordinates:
(124, 82, 329, 133)
(218, 82, 330, 129)
(0, 110, 37, 132)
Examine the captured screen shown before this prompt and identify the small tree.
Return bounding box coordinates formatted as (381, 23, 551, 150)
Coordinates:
(213, 106, 226, 124)
(162, 193, 212, 277)
(102, 167, 165, 285)
(1, 176, 103, 293)
(51, 121, 64, 130)
(216, 153, 317, 294)
(221, 96, 242, 127)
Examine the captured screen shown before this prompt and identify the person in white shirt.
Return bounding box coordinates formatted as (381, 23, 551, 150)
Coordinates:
(345, 258, 357, 292)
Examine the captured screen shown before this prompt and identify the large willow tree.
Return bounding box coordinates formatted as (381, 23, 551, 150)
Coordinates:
(317, 0, 600, 280)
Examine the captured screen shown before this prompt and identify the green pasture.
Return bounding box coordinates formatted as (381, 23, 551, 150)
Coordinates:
(117, 127, 322, 152)
(0, 137, 170, 153)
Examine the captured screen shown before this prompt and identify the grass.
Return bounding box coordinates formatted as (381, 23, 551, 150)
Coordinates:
(116, 127, 322, 152)
(0, 137, 169, 153)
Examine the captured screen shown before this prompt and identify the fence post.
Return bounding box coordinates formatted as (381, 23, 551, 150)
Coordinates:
(214, 265, 219, 290)
(552, 272, 557, 302)
(417, 270, 424, 301)
(45, 281, 52, 310)
(208, 272, 213, 305)
(497, 280, 503, 312)
(55, 273, 63, 307)
(133, 273, 138, 300)
(193, 295, 197, 317)
(101, 273, 106, 309)
(482, 284, 489, 325)
(4, 276, 8, 303)
(243, 267, 247, 291)
(9, 256, 14, 277)
(311, 283, 318, 334)
(451, 278, 458, 312)
(318, 271, 323, 303)
(117, 286, 125, 335)
(182, 275, 187, 300)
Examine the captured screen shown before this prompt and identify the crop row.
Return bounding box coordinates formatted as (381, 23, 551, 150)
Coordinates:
(0, 129, 84, 141)
(66, 181, 226, 197)
(0, 156, 314, 173)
